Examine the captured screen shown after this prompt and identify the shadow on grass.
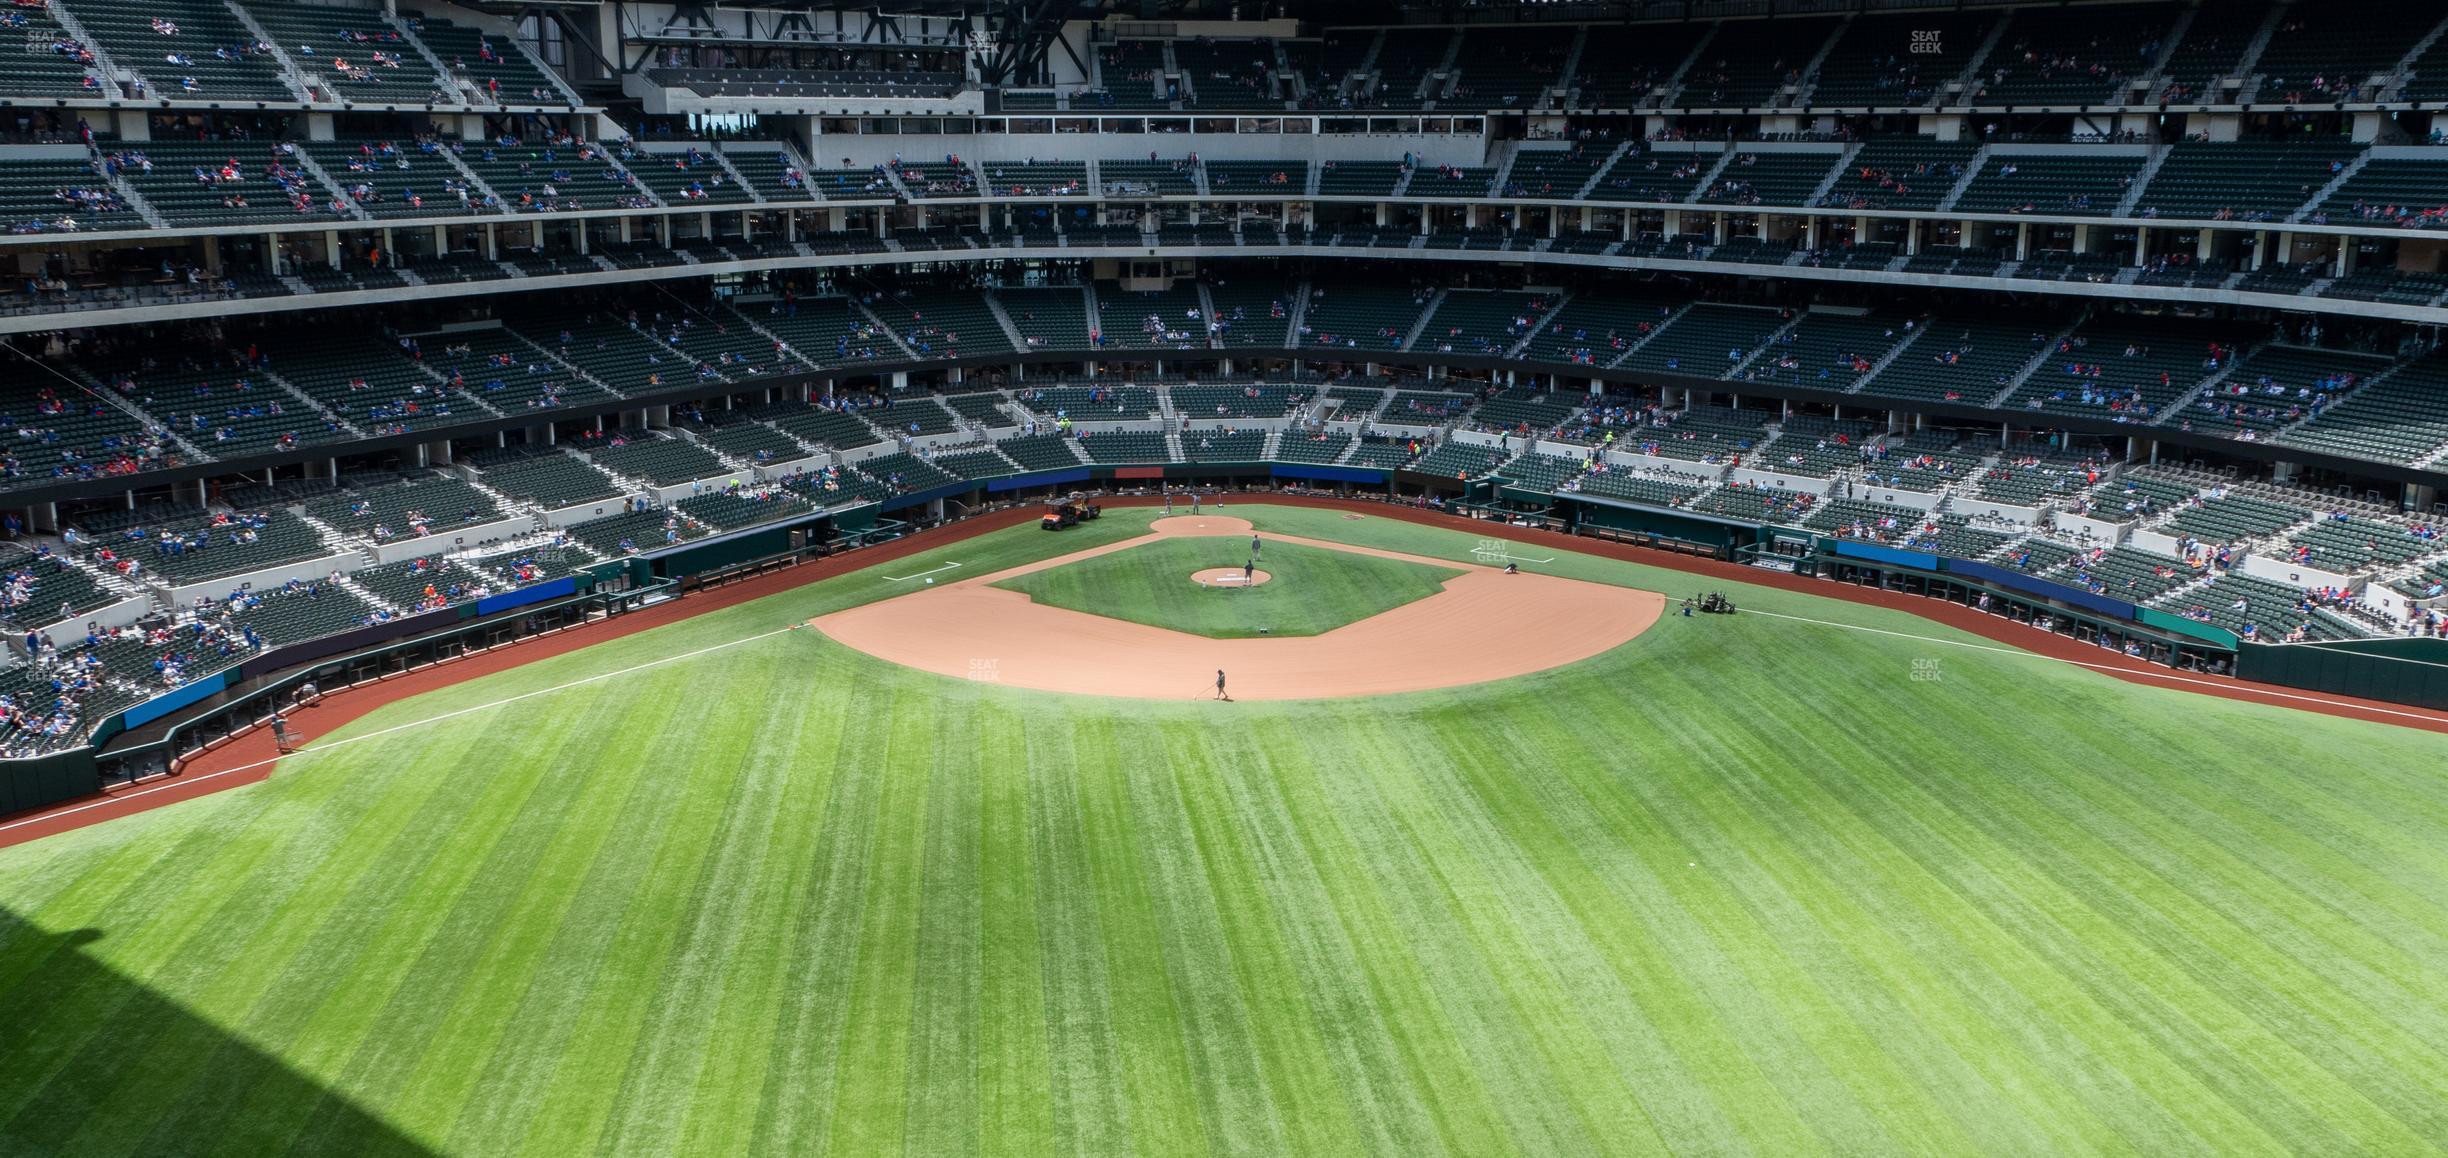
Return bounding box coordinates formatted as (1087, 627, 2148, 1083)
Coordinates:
(0, 906, 433, 1156)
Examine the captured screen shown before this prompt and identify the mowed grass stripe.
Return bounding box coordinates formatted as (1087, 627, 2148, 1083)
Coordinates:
(1152, 719, 1385, 1156)
(1312, 714, 1633, 1154)
(741, 671, 906, 1153)
(426, 685, 770, 1154)
(1372, 708, 1780, 1151)
(973, 695, 1056, 1152)
(1405, 704, 1961, 1154)
(1068, 714, 1215, 1155)
(903, 694, 986, 1155)
(1256, 734, 1526, 1156)
(1825, 713, 2353, 1150)
(1641, 652, 2116, 1151)
(1617, 688, 2170, 1154)
(1174, 725, 1446, 1157)
(600, 647, 844, 1156)
(1918, 713, 2448, 1145)
(0, 716, 521, 1153)
(184, 713, 611, 1157)
(1019, 715, 1143, 1156)
(304, 691, 702, 1155)
(678, 653, 855, 1155)
(819, 684, 939, 1155)
(1118, 721, 1305, 1156)
(0, 756, 393, 1140)
(1767, 642, 2330, 1151)
(1445, 675, 2073, 1153)
(4, 506, 2448, 1154)
(2016, 722, 2448, 1042)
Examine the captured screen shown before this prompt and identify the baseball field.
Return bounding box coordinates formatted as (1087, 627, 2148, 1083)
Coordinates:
(2, 503, 2446, 1155)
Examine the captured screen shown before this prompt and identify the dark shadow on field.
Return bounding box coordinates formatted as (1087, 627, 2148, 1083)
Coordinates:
(0, 906, 433, 1157)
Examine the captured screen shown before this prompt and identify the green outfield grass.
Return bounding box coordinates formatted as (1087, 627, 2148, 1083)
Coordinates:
(991, 535, 1462, 638)
(4, 504, 2448, 1155)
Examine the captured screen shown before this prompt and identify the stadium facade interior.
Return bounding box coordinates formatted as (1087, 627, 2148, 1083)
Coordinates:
(5, 0, 2448, 797)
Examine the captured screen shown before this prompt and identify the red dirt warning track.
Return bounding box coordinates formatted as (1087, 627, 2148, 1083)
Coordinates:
(814, 516, 1664, 700)
(8, 494, 2448, 849)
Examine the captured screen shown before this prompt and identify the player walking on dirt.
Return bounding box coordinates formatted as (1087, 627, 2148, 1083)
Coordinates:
(1215, 669, 1231, 701)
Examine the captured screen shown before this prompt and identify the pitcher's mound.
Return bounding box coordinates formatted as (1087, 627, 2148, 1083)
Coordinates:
(1191, 567, 1272, 587)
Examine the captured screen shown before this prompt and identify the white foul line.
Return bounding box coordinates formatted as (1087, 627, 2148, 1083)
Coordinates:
(0, 622, 807, 836)
(1737, 607, 2448, 725)
(885, 561, 962, 582)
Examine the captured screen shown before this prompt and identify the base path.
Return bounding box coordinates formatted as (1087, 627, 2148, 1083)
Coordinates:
(11, 494, 2448, 851)
(814, 515, 1664, 700)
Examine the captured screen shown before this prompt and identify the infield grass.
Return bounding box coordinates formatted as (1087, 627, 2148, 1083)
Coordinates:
(991, 535, 1462, 638)
(2, 504, 2447, 1156)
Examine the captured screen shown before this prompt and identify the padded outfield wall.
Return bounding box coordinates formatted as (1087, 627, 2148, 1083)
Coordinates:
(2236, 637, 2448, 712)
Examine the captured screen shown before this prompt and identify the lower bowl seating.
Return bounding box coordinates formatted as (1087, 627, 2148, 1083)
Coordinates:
(469, 450, 623, 508)
(582, 435, 731, 486)
(1180, 430, 1267, 462)
(566, 508, 705, 555)
(1074, 431, 1170, 464)
(349, 555, 498, 610)
(994, 435, 1083, 473)
(1569, 468, 1705, 507)
(676, 487, 815, 530)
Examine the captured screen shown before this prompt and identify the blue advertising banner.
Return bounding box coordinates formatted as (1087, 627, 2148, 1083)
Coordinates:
(1829, 539, 1942, 571)
(475, 576, 578, 616)
(1947, 558, 2137, 620)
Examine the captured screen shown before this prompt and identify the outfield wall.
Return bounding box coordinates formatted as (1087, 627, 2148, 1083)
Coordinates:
(2236, 637, 2448, 712)
(8, 480, 2440, 825)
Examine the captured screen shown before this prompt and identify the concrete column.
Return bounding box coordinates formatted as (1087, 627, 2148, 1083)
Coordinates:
(2133, 226, 2147, 264)
(324, 230, 342, 269)
(1905, 218, 1920, 256)
(2015, 223, 2030, 261)
(2072, 224, 2091, 254)
(484, 224, 499, 260)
